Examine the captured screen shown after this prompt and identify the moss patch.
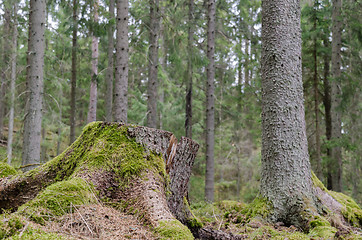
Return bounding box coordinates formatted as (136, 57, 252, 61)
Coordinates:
(18, 178, 97, 225)
(0, 162, 17, 177)
(155, 220, 194, 240)
(328, 191, 362, 227)
(241, 197, 272, 220)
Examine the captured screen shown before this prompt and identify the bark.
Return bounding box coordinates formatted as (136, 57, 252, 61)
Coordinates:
(147, 0, 160, 128)
(70, 0, 78, 144)
(205, 0, 216, 203)
(105, 0, 115, 122)
(158, 1, 166, 130)
(313, 14, 322, 180)
(0, 5, 11, 139)
(261, 0, 318, 228)
(330, 0, 343, 192)
(87, 0, 99, 123)
(185, 0, 194, 139)
(22, 0, 46, 172)
(0, 122, 199, 227)
(114, 0, 129, 123)
(7, 3, 18, 165)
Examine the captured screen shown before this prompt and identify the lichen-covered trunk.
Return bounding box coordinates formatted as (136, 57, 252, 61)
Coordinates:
(114, 0, 129, 123)
(147, 0, 160, 128)
(22, 0, 46, 172)
(70, 0, 78, 144)
(87, 0, 99, 123)
(105, 0, 115, 122)
(260, 0, 317, 227)
(330, 0, 343, 192)
(205, 0, 216, 203)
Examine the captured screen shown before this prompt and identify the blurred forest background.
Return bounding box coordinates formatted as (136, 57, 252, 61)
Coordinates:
(0, 0, 361, 205)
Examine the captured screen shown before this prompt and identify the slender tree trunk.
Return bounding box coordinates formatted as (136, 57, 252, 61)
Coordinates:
(313, 12, 322, 180)
(0, 5, 11, 139)
(330, 0, 343, 192)
(114, 0, 129, 123)
(205, 0, 216, 203)
(7, 3, 18, 165)
(70, 0, 78, 144)
(105, 0, 115, 122)
(261, 0, 317, 227)
(158, 1, 166, 130)
(185, 0, 194, 139)
(22, 0, 46, 172)
(147, 0, 160, 128)
(322, 36, 332, 189)
(87, 0, 99, 123)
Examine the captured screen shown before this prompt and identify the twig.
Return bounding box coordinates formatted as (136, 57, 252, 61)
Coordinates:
(72, 203, 94, 236)
(18, 222, 29, 238)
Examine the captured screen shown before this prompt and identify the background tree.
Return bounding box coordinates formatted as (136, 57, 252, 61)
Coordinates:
(205, 0, 216, 202)
(22, 0, 46, 171)
(114, 0, 129, 123)
(147, 0, 160, 128)
(87, 0, 100, 123)
(105, 0, 115, 122)
(70, 0, 78, 144)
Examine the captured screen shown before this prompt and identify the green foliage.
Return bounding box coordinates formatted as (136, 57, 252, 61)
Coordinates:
(155, 220, 194, 240)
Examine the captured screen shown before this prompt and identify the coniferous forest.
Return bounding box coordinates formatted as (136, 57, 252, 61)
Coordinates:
(0, 0, 361, 239)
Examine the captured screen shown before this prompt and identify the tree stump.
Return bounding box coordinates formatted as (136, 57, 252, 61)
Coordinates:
(0, 122, 199, 231)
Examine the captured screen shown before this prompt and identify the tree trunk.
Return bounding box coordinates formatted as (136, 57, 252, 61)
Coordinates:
(322, 36, 332, 189)
(22, 0, 46, 172)
(105, 0, 115, 122)
(185, 0, 194, 139)
(114, 0, 129, 123)
(70, 0, 78, 144)
(313, 12, 322, 180)
(7, 3, 18, 165)
(260, 0, 318, 228)
(147, 0, 160, 128)
(0, 122, 199, 228)
(0, 5, 11, 139)
(87, 0, 99, 123)
(330, 0, 343, 192)
(205, 0, 216, 203)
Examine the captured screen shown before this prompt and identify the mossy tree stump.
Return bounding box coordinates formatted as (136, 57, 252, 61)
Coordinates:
(0, 122, 198, 236)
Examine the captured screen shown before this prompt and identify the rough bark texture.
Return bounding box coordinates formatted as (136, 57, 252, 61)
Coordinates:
(0, 122, 199, 227)
(70, 0, 78, 144)
(114, 0, 129, 123)
(330, 0, 343, 192)
(185, 0, 194, 139)
(22, 0, 46, 172)
(105, 0, 115, 122)
(87, 0, 99, 123)
(205, 0, 216, 203)
(147, 0, 160, 128)
(261, 0, 317, 227)
(7, 3, 18, 165)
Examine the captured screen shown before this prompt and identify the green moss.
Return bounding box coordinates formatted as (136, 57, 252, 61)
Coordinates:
(155, 220, 194, 240)
(0, 162, 18, 177)
(308, 225, 337, 239)
(309, 215, 330, 228)
(311, 171, 328, 191)
(0, 214, 68, 240)
(217, 200, 245, 213)
(18, 178, 97, 224)
(242, 197, 272, 220)
(328, 191, 362, 227)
